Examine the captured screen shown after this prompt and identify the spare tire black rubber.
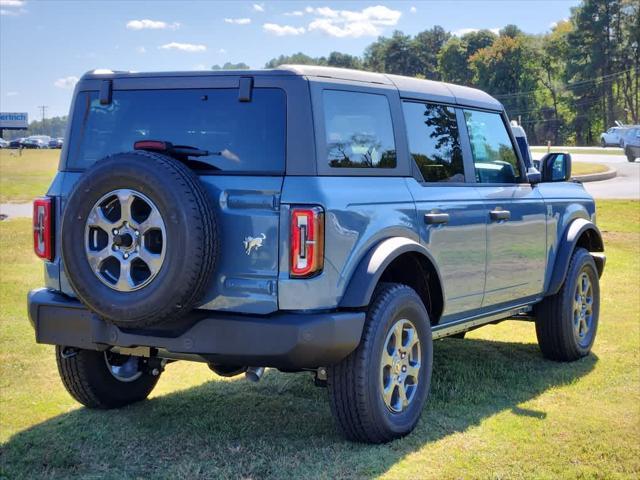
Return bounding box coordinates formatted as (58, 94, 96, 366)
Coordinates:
(61, 151, 218, 328)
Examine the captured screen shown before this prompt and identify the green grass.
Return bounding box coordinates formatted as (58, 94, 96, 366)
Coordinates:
(0, 202, 639, 479)
(0, 149, 60, 203)
(571, 162, 610, 176)
(531, 146, 625, 156)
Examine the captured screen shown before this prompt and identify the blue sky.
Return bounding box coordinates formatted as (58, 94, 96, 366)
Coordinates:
(0, 0, 579, 121)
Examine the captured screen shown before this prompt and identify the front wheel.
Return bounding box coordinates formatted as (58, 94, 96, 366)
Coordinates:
(328, 283, 433, 443)
(56, 347, 160, 408)
(535, 248, 600, 361)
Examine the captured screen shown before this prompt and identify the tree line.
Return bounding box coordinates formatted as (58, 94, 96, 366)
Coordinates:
(3, 0, 635, 146)
(264, 0, 638, 146)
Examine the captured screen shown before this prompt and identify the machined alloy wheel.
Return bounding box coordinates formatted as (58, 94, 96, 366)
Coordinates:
(328, 283, 433, 443)
(85, 189, 166, 292)
(61, 151, 218, 328)
(573, 272, 594, 348)
(535, 247, 600, 362)
(380, 318, 421, 413)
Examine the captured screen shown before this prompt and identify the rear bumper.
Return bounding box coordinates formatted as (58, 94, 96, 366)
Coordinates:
(27, 288, 365, 369)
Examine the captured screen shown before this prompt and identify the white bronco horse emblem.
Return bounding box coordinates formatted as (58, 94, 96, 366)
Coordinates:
(243, 233, 266, 255)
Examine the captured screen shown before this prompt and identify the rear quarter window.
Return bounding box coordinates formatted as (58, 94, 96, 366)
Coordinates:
(322, 90, 397, 169)
(66, 88, 286, 173)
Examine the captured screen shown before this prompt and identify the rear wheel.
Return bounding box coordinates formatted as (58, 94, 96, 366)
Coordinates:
(328, 283, 433, 443)
(56, 347, 160, 409)
(535, 248, 600, 361)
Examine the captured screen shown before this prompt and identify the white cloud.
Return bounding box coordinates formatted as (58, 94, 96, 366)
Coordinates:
(136, 46, 146, 54)
(159, 42, 206, 52)
(224, 17, 251, 24)
(126, 19, 180, 30)
(284, 10, 304, 17)
(193, 64, 207, 70)
(307, 5, 401, 38)
(252, 3, 264, 12)
(6, 91, 19, 96)
(218, 48, 227, 54)
(0, 0, 26, 16)
(263, 23, 305, 36)
(410, 6, 417, 13)
(54, 76, 79, 89)
(452, 27, 500, 36)
(549, 18, 568, 29)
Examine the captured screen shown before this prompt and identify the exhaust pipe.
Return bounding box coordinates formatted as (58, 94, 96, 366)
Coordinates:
(245, 366, 265, 382)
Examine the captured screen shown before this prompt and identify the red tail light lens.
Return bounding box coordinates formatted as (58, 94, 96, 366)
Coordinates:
(290, 206, 324, 278)
(33, 197, 53, 261)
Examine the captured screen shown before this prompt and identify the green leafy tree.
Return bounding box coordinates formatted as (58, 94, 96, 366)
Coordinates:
(438, 37, 472, 84)
(412, 26, 451, 79)
(211, 62, 250, 70)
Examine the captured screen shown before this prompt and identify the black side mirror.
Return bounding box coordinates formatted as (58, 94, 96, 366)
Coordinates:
(540, 152, 572, 182)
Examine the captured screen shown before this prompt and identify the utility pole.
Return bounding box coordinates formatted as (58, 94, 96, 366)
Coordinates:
(38, 105, 48, 134)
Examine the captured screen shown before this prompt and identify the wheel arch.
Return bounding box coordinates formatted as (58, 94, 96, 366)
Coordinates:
(546, 218, 604, 296)
(339, 237, 444, 324)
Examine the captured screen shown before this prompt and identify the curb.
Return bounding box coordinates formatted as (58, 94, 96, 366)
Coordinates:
(572, 167, 617, 183)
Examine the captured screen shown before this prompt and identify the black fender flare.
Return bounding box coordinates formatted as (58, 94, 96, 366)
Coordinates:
(339, 237, 444, 309)
(546, 218, 605, 296)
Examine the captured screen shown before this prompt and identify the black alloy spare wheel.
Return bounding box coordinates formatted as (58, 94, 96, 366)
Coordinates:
(61, 151, 218, 329)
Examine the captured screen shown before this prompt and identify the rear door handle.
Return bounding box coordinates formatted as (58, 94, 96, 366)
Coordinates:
(490, 209, 511, 222)
(424, 213, 450, 225)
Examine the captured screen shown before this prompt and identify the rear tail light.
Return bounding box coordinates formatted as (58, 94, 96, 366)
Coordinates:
(290, 206, 324, 278)
(33, 197, 53, 261)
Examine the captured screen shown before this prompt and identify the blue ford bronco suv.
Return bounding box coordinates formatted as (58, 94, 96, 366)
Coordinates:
(28, 66, 605, 443)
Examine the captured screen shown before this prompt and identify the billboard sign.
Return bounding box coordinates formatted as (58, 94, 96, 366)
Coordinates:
(0, 112, 29, 130)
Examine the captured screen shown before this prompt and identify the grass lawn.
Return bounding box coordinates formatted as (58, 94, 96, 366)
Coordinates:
(0, 201, 638, 479)
(531, 146, 625, 156)
(0, 149, 60, 203)
(571, 162, 610, 176)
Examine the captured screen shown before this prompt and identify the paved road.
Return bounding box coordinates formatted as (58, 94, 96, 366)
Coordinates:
(543, 152, 639, 199)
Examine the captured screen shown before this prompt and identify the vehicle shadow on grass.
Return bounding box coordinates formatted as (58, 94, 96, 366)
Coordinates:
(1, 337, 597, 480)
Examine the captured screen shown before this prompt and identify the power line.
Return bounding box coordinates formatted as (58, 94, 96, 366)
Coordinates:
(38, 105, 48, 133)
(492, 68, 637, 99)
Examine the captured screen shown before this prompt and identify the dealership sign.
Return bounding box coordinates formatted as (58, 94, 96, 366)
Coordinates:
(0, 112, 28, 130)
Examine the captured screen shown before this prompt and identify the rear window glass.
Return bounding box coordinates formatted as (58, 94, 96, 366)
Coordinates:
(402, 101, 464, 182)
(66, 88, 286, 172)
(323, 90, 396, 169)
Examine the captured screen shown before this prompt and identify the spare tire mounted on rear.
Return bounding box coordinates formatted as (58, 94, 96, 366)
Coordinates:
(61, 151, 218, 329)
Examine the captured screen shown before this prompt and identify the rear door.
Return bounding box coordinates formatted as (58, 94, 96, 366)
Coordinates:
(461, 109, 547, 307)
(402, 101, 487, 320)
(61, 74, 311, 314)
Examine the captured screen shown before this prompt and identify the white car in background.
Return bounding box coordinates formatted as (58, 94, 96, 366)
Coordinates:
(600, 126, 628, 147)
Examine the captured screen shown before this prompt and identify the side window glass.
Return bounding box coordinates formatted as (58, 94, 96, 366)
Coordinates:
(464, 110, 521, 183)
(402, 101, 464, 182)
(323, 90, 397, 169)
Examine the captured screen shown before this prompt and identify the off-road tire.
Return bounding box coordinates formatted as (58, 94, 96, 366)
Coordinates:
(535, 248, 600, 361)
(56, 347, 160, 409)
(61, 151, 218, 328)
(328, 283, 433, 443)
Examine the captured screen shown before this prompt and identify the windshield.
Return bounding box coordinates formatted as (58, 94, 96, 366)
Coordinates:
(66, 88, 286, 173)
